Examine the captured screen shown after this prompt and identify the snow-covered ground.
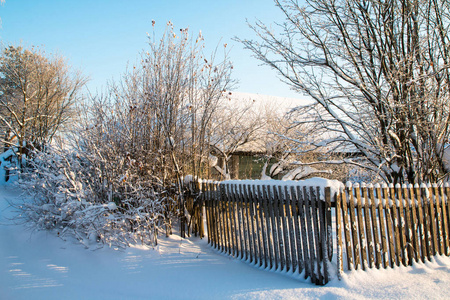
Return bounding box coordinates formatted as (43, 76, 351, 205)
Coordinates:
(1, 184, 450, 300)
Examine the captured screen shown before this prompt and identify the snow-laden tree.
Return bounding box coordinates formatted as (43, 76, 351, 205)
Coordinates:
(239, 0, 450, 184)
(0, 45, 86, 168)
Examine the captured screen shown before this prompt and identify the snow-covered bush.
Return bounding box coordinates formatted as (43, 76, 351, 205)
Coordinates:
(16, 145, 174, 249)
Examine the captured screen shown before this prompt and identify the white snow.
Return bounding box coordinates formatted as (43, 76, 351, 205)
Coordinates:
(1, 184, 450, 299)
(223, 177, 344, 201)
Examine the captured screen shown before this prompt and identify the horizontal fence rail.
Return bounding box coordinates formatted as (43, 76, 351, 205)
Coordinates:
(201, 181, 332, 285)
(335, 183, 450, 276)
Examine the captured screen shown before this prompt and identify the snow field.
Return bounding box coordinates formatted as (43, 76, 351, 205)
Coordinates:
(1, 185, 450, 299)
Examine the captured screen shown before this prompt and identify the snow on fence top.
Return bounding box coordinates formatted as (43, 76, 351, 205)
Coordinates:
(210, 177, 345, 202)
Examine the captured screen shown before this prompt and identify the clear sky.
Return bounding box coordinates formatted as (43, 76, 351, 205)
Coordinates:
(0, 0, 307, 99)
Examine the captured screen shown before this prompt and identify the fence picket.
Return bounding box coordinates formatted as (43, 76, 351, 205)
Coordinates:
(311, 187, 323, 284)
(285, 186, 297, 273)
(291, 186, 304, 273)
(319, 190, 329, 284)
(446, 185, 450, 255)
(396, 184, 408, 266)
(420, 185, 433, 260)
(382, 185, 395, 268)
(262, 185, 274, 269)
(439, 185, 449, 256)
(433, 185, 444, 256)
(347, 185, 361, 269)
(401, 184, 413, 265)
(375, 185, 388, 268)
(243, 184, 255, 263)
(414, 184, 426, 262)
(361, 185, 374, 268)
(335, 188, 343, 278)
(256, 185, 269, 268)
(389, 184, 401, 267)
(368, 185, 381, 268)
(407, 185, 419, 263)
(340, 186, 354, 270)
(278, 186, 291, 272)
(355, 185, 367, 269)
(427, 184, 438, 257)
(248, 185, 260, 265)
(304, 186, 317, 283)
(228, 184, 238, 257)
(273, 186, 286, 271)
(268, 185, 280, 270)
(297, 186, 311, 278)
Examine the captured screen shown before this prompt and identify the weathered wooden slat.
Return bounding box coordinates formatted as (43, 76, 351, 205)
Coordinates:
(262, 185, 274, 269)
(223, 184, 232, 255)
(311, 186, 323, 285)
(426, 185, 438, 257)
(257, 185, 269, 269)
(414, 184, 427, 262)
(446, 185, 450, 255)
(233, 184, 243, 259)
(408, 185, 420, 263)
(401, 184, 413, 265)
(253, 185, 265, 267)
(433, 185, 444, 256)
(297, 186, 311, 278)
(291, 186, 304, 273)
(396, 184, 408, 266)
(335, 189, 343, 278)
(222, 184, 232, 254)
(361, 185, 374, 268)
(382, 185, 396, 268)
(227, 184, 238, 257)
(325, 187, 333, 261)
(389, 184, 401, 267)
(375, 185, 388, 268)
(278, 186, 291, 272)
(340, 186, 354, 270)
(214, 183, 222, 251)
(212, 183, 219, 249)
(368, 186, 381, 268)
(420, 185, 433, 260)
(285, 186, 297, 273)
(248, 185, 260, 265)
(355, 185, 367, 270)
(319, 190, 329, 284)
(273, 186, 286, 271)
(348, 185, 361, 269)
(268, 185, 280, 270)
(304, 186, 317, 284)
(243, 184, 255, 263)
(203, 182, 210, 245)
(238, 184, 249, 260)
(439, 185, 449, 256)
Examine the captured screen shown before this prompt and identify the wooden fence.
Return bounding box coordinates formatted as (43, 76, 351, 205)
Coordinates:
(200, 181, 333, 285)
(335, 183, 450, 277)
(196, 181, 450, 285)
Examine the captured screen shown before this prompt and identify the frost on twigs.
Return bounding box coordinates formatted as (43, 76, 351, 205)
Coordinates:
(15, 146, 173, 249)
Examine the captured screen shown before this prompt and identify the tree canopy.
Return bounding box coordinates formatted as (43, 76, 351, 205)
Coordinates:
(240, 0, 450, 183)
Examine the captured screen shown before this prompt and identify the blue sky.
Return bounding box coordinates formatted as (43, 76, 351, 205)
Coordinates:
(0, 0, 306, 99)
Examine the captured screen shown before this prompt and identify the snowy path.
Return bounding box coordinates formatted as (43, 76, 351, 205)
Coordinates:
(1, 185, 450, 300)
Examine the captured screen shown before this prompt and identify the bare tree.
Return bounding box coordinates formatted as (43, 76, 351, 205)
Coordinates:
(239, 0, 450, 184)
(0, 45, 86, 167)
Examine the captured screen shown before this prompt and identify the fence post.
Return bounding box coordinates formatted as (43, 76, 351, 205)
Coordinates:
(335, 187, 343, 279)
